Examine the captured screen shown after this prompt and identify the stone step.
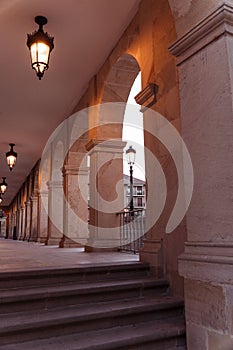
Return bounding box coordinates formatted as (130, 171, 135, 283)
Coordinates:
(0, 277, 169, 314)
(0, 318, 186, 350)
(0, 296, 184, 346)
(0, 262, 150, 289)
(0, 261, 186, 348)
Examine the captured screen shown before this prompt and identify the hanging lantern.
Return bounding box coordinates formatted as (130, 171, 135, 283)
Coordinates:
(0, 177, 7, 194)
(27, 16, 54, 80)
(6, 143, 17, 171)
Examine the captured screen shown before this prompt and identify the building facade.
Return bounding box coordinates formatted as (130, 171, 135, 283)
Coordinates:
(2, 1, 233, 348)
(123, 174, 146, 210)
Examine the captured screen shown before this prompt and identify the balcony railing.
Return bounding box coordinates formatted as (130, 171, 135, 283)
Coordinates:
(117, 208, 146, 254)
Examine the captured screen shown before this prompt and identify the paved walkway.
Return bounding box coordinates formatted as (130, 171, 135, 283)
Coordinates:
(0, 239, 139, 272)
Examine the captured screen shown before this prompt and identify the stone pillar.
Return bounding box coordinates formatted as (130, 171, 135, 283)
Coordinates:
(15, 209, 20, 240)
(85, 139, 126, 251)
(19, 206, 25, 240)
(18, 206, 22, 239)
(46, 180, 63, 245)
(8, 212, 13, 239)
(24, 200, 31, 241)
(0, 218, 6, 238)
(60, 164, 89, 248)
(169, 3, 233, 348)
(37, 191, 48, 244)
(28, 195, 38, 242)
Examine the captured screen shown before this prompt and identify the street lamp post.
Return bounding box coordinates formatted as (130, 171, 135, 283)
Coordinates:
(126, 145, 136, 214)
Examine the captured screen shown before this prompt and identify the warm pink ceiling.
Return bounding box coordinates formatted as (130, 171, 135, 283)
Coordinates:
(0, 0, 140, 206)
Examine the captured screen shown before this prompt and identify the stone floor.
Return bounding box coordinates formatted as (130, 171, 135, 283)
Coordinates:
(0, 238, 139, 272)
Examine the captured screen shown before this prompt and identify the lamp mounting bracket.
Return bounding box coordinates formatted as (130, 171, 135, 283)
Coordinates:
(35, 16, 48, 27)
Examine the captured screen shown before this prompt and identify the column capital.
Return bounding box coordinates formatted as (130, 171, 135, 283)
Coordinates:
(46, 180, 63, 189)
(38, 190, 48, 198)
(62, 165, 89, 176)
(169, 2, 233, 65)
(86, 139, 126, 154)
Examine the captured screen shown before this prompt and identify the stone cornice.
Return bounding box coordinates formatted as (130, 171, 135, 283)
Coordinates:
(134, 83, 159, 112)
(169, 2, 233, 65)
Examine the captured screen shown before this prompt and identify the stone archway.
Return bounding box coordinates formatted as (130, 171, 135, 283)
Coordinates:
(86, 54, 140, 250)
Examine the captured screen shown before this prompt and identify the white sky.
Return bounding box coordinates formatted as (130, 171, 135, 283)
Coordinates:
(122, 72, 145, 181)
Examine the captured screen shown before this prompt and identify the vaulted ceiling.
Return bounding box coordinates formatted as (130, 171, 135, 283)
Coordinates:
(0, 0, 140, 206)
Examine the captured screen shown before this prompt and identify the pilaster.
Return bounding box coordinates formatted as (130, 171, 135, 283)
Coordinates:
(169, 2, 233, 348)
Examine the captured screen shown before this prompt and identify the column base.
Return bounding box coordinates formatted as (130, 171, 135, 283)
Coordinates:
(36, 237, 47, 244)
(179, 242, 233, 350)
(85, 245, 118, 252)
(45, 238, 61, 246)
(85, 238, 121, 251)
(140, 239, 164, 277)
(59, 235, 84, 248)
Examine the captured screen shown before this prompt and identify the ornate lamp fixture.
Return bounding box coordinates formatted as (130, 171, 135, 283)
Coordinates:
(0, 194, 2, 205)
(27, 16, 54, 80)
(6, 143, 17, 171)
(0, 177, 7, 194)
(126, 145, 136, 166)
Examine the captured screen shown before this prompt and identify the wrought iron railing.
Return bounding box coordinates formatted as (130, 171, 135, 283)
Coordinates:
(117, 208, 146, 254)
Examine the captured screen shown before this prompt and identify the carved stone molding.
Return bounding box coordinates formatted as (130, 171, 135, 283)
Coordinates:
(46, 180, 63, 189)
(63, 165, 89, 176)
(134, 83, 159, 112)
(179, 241, 233, 284)
(169, 1, 233, 65)
(86, 139, 126, 154)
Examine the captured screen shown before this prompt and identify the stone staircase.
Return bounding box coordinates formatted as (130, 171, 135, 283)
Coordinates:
(0, 262, 186, 349)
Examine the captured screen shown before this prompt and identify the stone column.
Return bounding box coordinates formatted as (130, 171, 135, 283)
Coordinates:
(24, 200, 31, 241)
(46, 180, 63, 245)
(15, 209, 20, 240)
(0, 218, 6, 238)
(28, 195, 38, 242)
(8, 212, 13, 239)
(60, 164, 89, 248)
(169, 3, 233, 349)
(19, 206, 25, 240)
(37, 190, 48, 244)
(18, 206, 22, 239)
(85, 139, 126, 251)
